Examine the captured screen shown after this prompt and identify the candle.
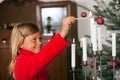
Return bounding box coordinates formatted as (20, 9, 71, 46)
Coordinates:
(89, 11, 97, 51)
(92, 23, 97, 51)
(112, 33, 116, 57)
(71, 38, 76, 68)
(80, 38, 83, 48)
(97, 27, 102, 51)
(82, 37, 87, 61)
(89, 11, 94, 44)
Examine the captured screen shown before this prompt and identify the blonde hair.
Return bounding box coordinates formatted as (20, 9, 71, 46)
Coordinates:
(8, 23, 40, 78)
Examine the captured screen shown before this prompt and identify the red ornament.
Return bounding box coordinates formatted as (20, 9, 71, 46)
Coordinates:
(109, 60, 117, 68)
(81, 12, 87, 17)
(96, 17, 104, 25)
(89, 61, 94, 69)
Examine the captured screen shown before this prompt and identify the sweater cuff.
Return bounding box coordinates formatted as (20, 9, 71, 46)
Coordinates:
(54, 33, 68, 46)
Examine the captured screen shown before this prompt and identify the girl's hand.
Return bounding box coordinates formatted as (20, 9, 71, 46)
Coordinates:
(59, 16, 76, 38)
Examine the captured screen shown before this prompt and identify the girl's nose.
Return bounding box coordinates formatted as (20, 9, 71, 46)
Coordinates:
(37, 39, 42, 45)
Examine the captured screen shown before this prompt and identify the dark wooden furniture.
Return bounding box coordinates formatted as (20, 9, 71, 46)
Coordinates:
(36, 1, 78, 40)
(0, 1, 78, 80)
(0, 29, 11, 80)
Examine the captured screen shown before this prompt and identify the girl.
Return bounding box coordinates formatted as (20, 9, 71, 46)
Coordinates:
(9, 16, 76, 80)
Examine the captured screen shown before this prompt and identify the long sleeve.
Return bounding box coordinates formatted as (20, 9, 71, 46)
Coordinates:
(36, 33, 68, 73)
(15, 33, 68, 80)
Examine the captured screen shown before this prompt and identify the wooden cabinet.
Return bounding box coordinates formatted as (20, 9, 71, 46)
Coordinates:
(36, 1, 78, 40)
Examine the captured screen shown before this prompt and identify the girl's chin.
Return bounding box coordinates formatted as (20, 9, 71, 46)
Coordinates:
(33, 47, 41, 54)
(34, 49, 40, 54)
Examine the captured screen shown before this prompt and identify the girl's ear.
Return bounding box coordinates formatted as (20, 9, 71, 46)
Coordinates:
(19, 42, 24, 48)
(20, 44, 23, 48)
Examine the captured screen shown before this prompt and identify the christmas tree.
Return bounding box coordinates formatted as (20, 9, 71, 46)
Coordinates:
(93, 0, 120, 30)
(69, 0, 120, 80)
(87, 0, 120, 80)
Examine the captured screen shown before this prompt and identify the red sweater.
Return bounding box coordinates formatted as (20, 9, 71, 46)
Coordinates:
(15, 34, 68, 80)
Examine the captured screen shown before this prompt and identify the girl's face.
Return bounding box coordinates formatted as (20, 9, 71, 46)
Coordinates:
(20, 32, 42, 54)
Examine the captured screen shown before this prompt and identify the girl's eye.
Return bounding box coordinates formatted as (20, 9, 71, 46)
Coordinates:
(39, 37, 42, 41)
(32, 38, 36, 42)
(32, 37, 42, 42)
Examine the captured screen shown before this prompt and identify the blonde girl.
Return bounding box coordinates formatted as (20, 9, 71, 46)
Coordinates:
(9, 16, 76, 80)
